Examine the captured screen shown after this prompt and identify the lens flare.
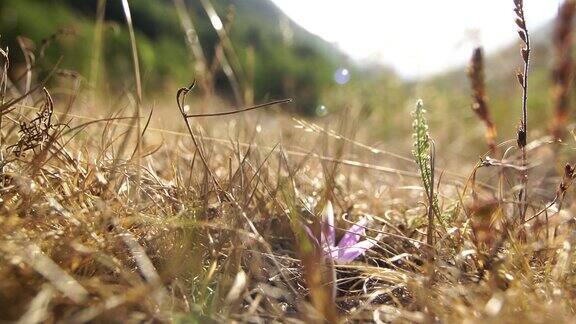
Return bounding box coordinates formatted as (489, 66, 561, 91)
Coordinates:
(334, 68, 350, 85)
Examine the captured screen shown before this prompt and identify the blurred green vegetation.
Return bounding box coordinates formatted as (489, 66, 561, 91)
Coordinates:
(0, 0, 353, 114)
(1, 0, 559, 149)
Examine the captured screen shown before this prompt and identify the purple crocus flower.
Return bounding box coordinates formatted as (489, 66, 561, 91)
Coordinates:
(306, 201, 381, 264)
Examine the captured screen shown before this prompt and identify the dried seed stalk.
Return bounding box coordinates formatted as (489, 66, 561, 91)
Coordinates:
(467, 47, 497, 154)
(514, 0, 530, 223)
(551, 0, 576, 141)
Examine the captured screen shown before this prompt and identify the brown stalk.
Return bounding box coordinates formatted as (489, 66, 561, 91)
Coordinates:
(551, 0, 576, 141)
(514, 0, 530, 224)
(467, 47, 497, 154)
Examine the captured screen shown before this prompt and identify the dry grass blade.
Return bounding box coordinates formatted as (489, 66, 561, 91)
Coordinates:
(2, 243, 88, 304)
(0, 44, 8, 149)
(200, 0, 245, 104)
(16, 36, 35, 102)
(173, 0, 213, 94)
(121, 0, 143, 204)
(16, 285, 55, 324)
(0, 57, 62, 114)
(120, 0, 142, 103)
(120, 232, 167, 305)
(184, 98, 291, 118)
(224, 270, 248, 304)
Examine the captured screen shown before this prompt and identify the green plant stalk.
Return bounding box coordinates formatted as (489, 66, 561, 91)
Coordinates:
(412, 100, 441, 247)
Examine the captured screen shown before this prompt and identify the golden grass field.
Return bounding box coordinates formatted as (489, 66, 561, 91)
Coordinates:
(3, 0, 576, 323)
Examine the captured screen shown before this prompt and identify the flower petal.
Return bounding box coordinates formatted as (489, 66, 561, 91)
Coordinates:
(324, 244, 339, 260)
(336, 237, 379, 263)
(337, 217, 368, 250)
(321, 201, 336, 247)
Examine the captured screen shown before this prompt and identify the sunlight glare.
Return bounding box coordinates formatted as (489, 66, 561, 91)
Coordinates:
(271, 0, 564, 78)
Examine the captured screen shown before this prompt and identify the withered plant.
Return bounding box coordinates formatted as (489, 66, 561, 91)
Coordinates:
(514, 0, 531, 224)
(551, 0, 576, 141)
(467, 47, 497, 154)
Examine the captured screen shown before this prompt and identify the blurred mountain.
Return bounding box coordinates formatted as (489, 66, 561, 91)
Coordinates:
(0, 0, 349, 113)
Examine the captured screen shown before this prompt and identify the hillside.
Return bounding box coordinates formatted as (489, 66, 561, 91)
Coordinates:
(0, 0, 347, 113)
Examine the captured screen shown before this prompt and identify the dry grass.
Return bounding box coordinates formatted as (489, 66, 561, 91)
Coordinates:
(2, 1, 576, 323)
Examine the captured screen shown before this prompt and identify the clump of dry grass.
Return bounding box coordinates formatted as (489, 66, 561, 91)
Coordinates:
(1, 1, 576, 323)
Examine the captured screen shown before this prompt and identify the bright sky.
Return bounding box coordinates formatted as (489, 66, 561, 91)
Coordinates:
(270, 0, 565, 79)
